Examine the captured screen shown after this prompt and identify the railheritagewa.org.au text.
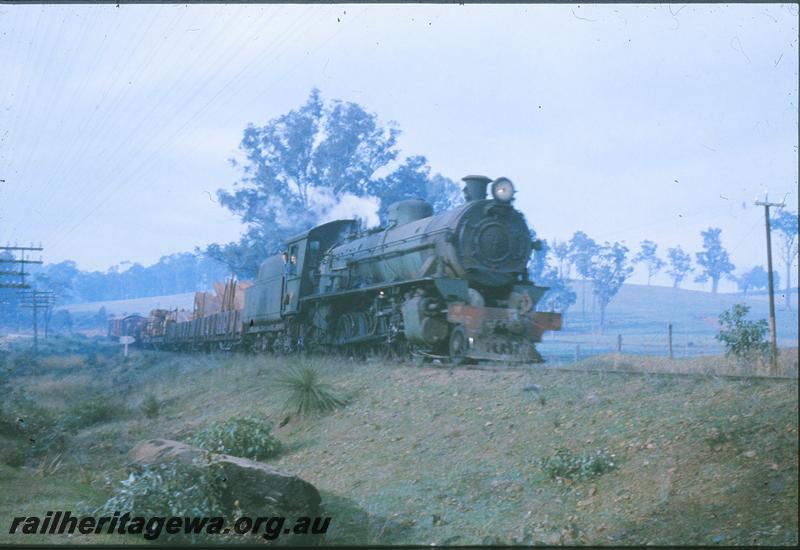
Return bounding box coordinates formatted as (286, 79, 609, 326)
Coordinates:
(9, 511, 331, 541)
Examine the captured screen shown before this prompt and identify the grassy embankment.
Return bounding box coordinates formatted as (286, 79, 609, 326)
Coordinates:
(1, 339, 797, 545)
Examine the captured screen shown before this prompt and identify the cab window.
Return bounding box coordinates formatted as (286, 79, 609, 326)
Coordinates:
(287, 245, 298, 275)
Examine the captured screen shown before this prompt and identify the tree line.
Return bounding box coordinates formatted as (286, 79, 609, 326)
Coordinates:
(0, 251, 230, 329)
(533, 214, 797, 328)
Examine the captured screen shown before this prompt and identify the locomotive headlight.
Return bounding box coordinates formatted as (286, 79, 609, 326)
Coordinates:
(491, 177, 515, 202)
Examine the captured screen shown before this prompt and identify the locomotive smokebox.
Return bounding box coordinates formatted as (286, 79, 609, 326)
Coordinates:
(462, 175, 492, 202)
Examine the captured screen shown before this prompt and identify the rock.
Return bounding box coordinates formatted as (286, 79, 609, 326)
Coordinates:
(128, 439, 320, 515)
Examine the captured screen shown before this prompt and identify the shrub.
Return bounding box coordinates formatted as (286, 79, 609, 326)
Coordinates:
(99, 457, 299, 544)
(0, 393, 70, 464)
(100, 458, 227, 530)
(715, 304, 770, 361)
(275, 363, 347, 419)
(0, 383, 14, 437)
(140, 395, 161, 419)
(135, 354, 159, 370)
(65, 396, 120, 430)
(12, 351, 36, 369)
(188, 414, 282, 461)
(0, 440, 26, 467)
(537, 448, 617, 481)
(0, 412, 15, 438)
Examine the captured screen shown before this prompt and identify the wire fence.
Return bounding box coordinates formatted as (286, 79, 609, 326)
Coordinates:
(538, 324, 799, 364)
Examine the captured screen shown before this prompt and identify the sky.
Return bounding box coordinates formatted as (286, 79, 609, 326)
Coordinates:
(0, 2, 797, 292)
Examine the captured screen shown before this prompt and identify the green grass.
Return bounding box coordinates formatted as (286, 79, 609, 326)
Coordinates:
(0, 463, 116, 545)
(0, 347, 797, 546)
(537, 448, 617, 481)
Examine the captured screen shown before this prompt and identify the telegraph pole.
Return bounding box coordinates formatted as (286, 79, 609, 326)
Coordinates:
(754, 195, 785, 372)
(0, 245, 44, 289)
(19, 290, 55, 354)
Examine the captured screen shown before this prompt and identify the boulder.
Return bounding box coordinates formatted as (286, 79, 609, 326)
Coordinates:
(128, 438, 320, 515)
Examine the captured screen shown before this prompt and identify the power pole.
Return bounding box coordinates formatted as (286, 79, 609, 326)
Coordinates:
(0, 244, 44, 289)
(1, 245, 45, 338)
(754, 195, 785, 372)
(19, 290, 55, 354)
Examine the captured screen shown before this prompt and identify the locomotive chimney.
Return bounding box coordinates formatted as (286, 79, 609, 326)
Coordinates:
(462, 175, 491, 202)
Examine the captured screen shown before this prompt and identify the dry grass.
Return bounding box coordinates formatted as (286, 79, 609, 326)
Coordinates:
(1, 348, 797, 546)
(571, 347, 798, 379)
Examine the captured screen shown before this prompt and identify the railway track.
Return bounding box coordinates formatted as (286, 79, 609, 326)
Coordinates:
(411, 357, 798, 381)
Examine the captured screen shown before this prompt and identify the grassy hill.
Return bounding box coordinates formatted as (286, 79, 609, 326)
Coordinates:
(564, 281, 798, 335)
(1, 345, 797, 545)
(541, 282, 799, 361)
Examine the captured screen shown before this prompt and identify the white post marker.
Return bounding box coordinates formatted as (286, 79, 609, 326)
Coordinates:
(119, 336, 135, 357)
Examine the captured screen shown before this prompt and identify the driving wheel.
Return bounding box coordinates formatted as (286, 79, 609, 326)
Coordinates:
(448, 325, 468, 365)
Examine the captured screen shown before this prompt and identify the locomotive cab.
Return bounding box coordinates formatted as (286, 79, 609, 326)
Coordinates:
(244, 219, 358, 329)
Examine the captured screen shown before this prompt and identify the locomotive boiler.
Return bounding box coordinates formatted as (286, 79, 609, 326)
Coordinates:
(242, 175, 561, 363)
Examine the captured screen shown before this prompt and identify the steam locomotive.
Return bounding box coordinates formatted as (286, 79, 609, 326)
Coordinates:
(132, 175, 561, 363)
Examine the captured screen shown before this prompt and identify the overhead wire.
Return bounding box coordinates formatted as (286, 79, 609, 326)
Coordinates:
(30, 5, 150, 224)
(2, 4, 50, 237)
(0, 5, 34, 155)
(39, 4, 300, 236)
(32, 5, 169, 227)
(0, 5, 38, 236)
(38, 4, 274, 242)
(48, 5, 350, 256)
(8, 4, 74, 232)
(10, 6, 104, 237)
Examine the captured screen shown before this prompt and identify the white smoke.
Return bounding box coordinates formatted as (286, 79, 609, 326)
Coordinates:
(308, 186, 381, 228)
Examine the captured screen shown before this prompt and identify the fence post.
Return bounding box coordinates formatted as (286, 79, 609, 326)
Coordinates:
(575, 344, 580, 362)
(617, 334, 622, 353)
(668, 323, 673, 359)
